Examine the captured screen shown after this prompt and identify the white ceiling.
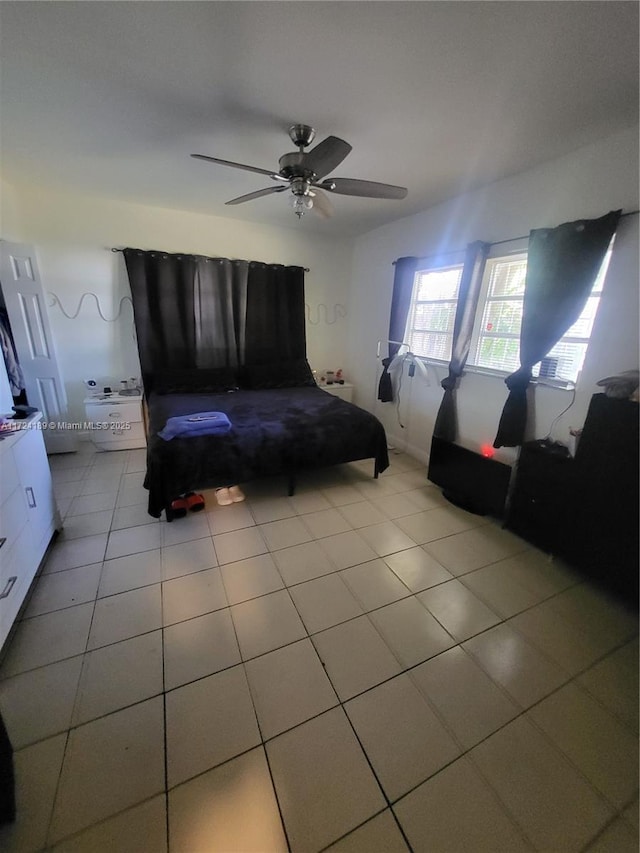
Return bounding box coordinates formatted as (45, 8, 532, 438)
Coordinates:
(1, 1, 638, 237)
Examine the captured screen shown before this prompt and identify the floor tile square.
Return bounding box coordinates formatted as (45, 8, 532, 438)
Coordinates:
(213, 527, 268, 564)
(116, 485, 150, 508)
(105, 523, 161, 560)
(312, 616, 402, 701)
(160, 512, 211, 547)
(99, 549, 162, 597)
(207, 502, 255, 535)
(0, 734, 66, 853)
(528, 682, 638, 808)
(44, 534, 108, 574)
(245, 638, 338, 739)
(165, 665, 260, 787)
(470, 717, 613, 851)
(338, 500, 388, 528)
(401, 487, 448, 511)
(51, 795, 167, 853)
(168, 747, 287, 853)
(301, 507, 352, 538)
(345, 673, 460, 800)
(289, 573, 364, 633)
(323, 810, 409, 853)
(58, 509, 113, 541)
(356, 520, 418, 557)
(272, 540, 337, 585)
(259, 516, 313, 551)
(321, 484, 366, 507)
(463, 621, 569, 708)
(248, 496, 297, 524)
(163, 608, 240, 690)
(231, 590, 306, 659)
(0, 656, 83, 748)
(577, 640, 639, 734)
(25, 563, 101, 617)
(161, 537, 218, 581)
(266, 707, 386, 852)
(423, 524, 529, 575)
(68, 491, 117, 516)
(461, 561, 546, 618)
(418, 579, 501, 641)
(393, 756, 531, 852)
(384, 547, 453, 592)
(369, 597, 455, 668)
(395, 505, 482, 544)
(73, 631, 163, 724)
(1, 604, 94, 677)
(162, 567, 228, 625)
(220, 553, 284, 605)
(340, 559, 410, 611)
(370, 493, 426, 520)
(290, 490, 332, 515)
(411, 646, 519, 749)
(88, 585, 162, 649)
(317, 530, 378, 570)
(48, 697, 165, 844)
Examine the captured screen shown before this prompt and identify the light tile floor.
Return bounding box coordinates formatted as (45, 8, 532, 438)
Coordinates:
(0, 443, 637, 852)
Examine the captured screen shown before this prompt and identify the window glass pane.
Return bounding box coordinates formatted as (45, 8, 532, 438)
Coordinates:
(415, 267, 462, 300)
(479, 299, 523, 335)
(563, 296, 600, 339)
(487, 257, 527, 297)
(409, 331, 452, 361)
(475, 337, 520, 373)
(412, 301, 457, 333)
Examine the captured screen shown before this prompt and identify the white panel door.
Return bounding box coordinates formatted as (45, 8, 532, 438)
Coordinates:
(0, 242, 69, 447)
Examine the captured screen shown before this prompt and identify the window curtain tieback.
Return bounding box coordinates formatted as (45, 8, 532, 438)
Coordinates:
(504, 367, 532, 391)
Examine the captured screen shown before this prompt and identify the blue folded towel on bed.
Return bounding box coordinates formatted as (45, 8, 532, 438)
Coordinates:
(158, 411, 232, 441)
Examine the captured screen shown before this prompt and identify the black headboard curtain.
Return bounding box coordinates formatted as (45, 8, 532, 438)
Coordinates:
(493, 210, 621, 448)
(377, 256, 418, 402)
(123, 249, 306, 387)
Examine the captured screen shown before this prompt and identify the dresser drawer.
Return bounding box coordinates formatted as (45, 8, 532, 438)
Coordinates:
(0, 447, 20, 505)
(91, 420, 146, 444)
(0, 486, 29, 572)
(85, 401, 142, 425)
(0, 522, 39, 650)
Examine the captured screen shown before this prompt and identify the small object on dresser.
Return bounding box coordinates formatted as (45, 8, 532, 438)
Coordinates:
(325, 370, 335, 385)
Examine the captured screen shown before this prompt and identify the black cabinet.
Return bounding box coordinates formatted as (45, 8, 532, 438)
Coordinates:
(506, 394, 639, 602)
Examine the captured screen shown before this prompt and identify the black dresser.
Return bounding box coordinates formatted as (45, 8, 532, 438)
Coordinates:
(506, 394, 639, 602)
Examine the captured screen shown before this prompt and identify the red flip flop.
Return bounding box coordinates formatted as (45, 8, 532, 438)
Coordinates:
(170, 497, 188, 519)
(185, 492, 205, 512)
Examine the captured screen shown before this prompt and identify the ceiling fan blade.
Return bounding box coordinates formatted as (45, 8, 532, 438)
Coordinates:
(310, 188, 333, 219)
(225, 186, 288, 206)
(304, 136, 352, 180)
(318, 178, 408, 199)
(191, 154, 285, 181)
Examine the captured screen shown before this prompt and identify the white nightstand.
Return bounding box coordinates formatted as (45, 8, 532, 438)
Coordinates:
(319, 382, 354, 403)
(83, 393, 146, 450)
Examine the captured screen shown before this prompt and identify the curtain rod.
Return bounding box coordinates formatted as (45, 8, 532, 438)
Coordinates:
(391, 208, 639, 266)
(110, 247, 310, 272)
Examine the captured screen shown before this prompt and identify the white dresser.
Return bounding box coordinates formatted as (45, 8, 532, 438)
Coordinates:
(319, 382, 354, 403)
(84, 393, 146, 451)
(0, 415, 61, 650)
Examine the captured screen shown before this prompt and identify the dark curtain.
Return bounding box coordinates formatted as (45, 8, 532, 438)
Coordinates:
(493, 209, 621, 448)
(433, 241, 490, 442)
(124, 249, 196, 381)
(125, 250, 307, 386)
(378, 256, 418, 402)
(194, 258, 248, 368)
(244, 263, 307, 364)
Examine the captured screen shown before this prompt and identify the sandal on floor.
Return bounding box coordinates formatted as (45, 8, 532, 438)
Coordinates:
(170, 497, 188, 519)
(215, 487, 233, 506)
(228, 485, 246, 503)
(185, 492, 206, 512)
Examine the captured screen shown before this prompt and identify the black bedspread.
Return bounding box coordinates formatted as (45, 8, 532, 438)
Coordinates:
(144, 386, 389, 517)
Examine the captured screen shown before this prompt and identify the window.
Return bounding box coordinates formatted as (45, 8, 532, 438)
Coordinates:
(404, 244, 612, 384)
(404, 263, 464, 362)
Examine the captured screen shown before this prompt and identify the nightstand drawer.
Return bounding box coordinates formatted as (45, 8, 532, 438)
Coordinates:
(85, 401, 142, 424)
(91, 421, 146, 444)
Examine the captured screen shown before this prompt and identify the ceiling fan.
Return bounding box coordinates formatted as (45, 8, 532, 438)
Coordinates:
(191, 124, 408, 218)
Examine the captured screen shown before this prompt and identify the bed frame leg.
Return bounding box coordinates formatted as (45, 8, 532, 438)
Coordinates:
(374, 460, 380, 479)
(287, 473, 296, 497)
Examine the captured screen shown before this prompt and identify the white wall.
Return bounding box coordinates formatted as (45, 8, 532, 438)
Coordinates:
(1, 184, 354, 422)
(347, 126, 639, 464)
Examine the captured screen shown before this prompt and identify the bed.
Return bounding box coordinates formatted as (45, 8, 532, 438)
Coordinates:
(143, 363, 389, 519)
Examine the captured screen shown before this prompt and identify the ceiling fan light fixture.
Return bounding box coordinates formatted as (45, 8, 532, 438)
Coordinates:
(290, 194, 314, 218)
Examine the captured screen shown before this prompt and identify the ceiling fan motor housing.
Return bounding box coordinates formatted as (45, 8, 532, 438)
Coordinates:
(288, 124, 316, 148)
